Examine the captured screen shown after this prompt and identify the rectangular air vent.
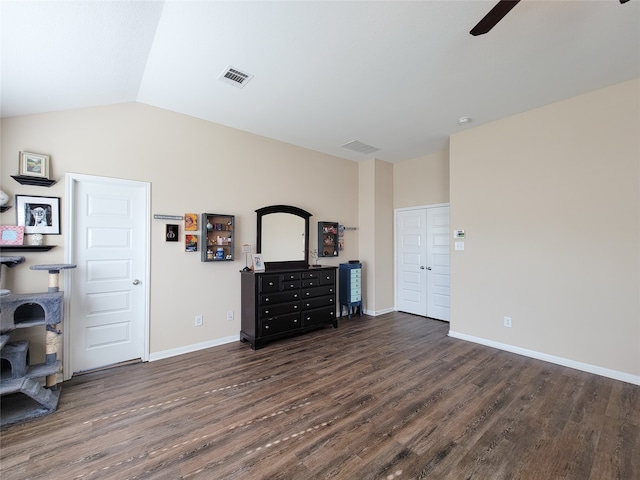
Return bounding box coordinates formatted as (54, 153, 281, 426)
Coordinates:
(218, 65, 254, 89)
(340, 140, 381, 155)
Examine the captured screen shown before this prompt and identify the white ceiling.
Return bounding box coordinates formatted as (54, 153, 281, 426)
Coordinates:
(2, 1, 639, 163)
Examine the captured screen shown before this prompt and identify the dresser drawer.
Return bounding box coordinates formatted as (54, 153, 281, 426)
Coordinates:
(303, 295, 335, 310)
(302, 285, 335, 298)
(260, 313, 301, 336)
(302, 278, 320, 288)
(282, 272, 301, 281)
(350, 277, 361, 288)
(302, 306, 335, 328)
(261, 290, 301, 305)
(319, 270, 336, 285)
(259, 275, 281, 293)
(260, 301, 301, 318)
(301, 271, 319, 279)
(282, 280, 301, 290)
(349, 288, 361, 301)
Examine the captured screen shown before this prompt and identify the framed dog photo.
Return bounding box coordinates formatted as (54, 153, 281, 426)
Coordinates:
(16, 195, 60, 234)
(19, 151, 50, 179)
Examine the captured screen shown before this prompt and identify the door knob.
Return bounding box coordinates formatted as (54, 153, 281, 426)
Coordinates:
(426, 267, 432, 270)
(420, 266, 425, 269)
(133, 279, 141, 285)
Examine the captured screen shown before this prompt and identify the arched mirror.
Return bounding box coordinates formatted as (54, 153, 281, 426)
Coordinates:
(256, 205, 311, 270)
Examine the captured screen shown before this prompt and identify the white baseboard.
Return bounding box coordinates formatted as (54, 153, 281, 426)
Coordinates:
(448, 330, 640, 386)
(365, 307, 394, 317)
(149, 335, 238, 362)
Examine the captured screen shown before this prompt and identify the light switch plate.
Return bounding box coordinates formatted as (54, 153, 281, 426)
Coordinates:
(455, 241, 465, 251)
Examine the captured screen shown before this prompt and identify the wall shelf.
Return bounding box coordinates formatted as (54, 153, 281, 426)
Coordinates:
(0, 245, 55, 252)
(11, 175, 57, 187)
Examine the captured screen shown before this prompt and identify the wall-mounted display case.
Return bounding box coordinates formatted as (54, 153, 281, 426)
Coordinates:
(202, 213, 234, 262)
(318, 221, 339, 257)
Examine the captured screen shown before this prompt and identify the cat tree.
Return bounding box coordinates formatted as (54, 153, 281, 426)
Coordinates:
(0, 257, 76, 428)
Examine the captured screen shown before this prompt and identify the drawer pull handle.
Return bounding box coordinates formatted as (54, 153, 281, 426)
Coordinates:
(265, 325, 269, 329)
(294, 305, 298, 309)
(265, 310, 269, 314)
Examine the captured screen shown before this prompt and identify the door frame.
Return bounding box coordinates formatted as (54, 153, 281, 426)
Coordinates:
(63, 173, 151, 380)
(394, 203, 450, 315)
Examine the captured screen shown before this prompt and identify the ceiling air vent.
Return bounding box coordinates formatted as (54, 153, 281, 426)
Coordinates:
(341, 140, 381, 155)
(218, 65, 254, 89)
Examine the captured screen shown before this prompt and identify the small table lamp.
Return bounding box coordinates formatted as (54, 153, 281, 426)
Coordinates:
(242, 244, 252, 271)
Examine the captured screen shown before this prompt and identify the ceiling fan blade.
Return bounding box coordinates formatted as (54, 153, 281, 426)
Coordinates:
(470, 0, 521, 36)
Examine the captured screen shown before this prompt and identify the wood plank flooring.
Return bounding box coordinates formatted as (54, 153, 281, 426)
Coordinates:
(1, 312, 639, 479)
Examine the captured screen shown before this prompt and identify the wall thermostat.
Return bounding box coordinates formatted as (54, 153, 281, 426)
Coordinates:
(453, 229, 466, 238)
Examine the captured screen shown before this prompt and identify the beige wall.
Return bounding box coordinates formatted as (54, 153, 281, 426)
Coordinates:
(0, 103, 361, 360)
(359, 159, 394, 314)
(393, 149, 450, 208)
(449, 79, 640, 379)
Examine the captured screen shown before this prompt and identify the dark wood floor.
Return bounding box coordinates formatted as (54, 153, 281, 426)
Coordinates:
(1, 312, 638, 480)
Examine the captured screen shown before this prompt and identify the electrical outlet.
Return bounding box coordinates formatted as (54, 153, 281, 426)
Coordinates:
(503, 316, 512, 328)
(227, 310, 234, 321)
(195, 315, 203, 327)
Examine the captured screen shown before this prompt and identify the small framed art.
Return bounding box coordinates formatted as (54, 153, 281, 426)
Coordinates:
(16, 195, 60, 234)
(19, 151, 50, 179)
(0, 225, 25, 245)
(252, 253, 265, 272)
(166, 224, 179, 242)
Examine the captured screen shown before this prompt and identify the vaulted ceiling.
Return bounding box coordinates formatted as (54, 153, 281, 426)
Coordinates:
(2, 1, 639, 163)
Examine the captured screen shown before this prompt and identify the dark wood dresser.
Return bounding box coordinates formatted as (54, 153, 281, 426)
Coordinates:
(240, 266, 338, 349)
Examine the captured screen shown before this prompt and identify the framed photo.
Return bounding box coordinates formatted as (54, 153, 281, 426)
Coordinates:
(252, 253, 265, 272)
(166, 224, 179, 242)
(185, 234, 198, 252)
(19, 151, 50, 178)
(16, 195, 60, 234)
(184, 213, 198, 231)
(0, 225, 25, 245)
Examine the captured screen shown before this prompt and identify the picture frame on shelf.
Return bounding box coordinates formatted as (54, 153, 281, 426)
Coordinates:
(0, 225, 25, 245)
(15, 195, 60, 235)
(18, 151, 50, 179)
(252, 253, 265, 272)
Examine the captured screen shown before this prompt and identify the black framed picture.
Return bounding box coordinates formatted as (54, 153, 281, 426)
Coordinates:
(166, 224, 179, 242)
(15, 194, 60, 234)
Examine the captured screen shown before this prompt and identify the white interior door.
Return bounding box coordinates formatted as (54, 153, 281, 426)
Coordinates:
(396, 208, 428, 316)
(64, 174, 150, 376)
(395, 205, 450, 321)
(426, 206, 450, 321)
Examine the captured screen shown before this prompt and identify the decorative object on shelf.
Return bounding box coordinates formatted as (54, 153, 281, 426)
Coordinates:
(15, 195, 60, 235)
(30, 233, 44, 246)
(318, 221, 339, 257)
(184, 213, 198, 231)
(252, 253, 265, 272)
(310, 249, 321, 267)
(0, 226, 25, 245)
(18, 151, 50, 179)
(185, 234, 198, 252)
(201, 213, 234, 262)
(165, 224, 178, 242)
(242, 243, 252, 271)
(0, 190, 9, 206)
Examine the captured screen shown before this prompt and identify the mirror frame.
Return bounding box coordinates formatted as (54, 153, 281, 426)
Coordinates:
(256, 205, 311, 271)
